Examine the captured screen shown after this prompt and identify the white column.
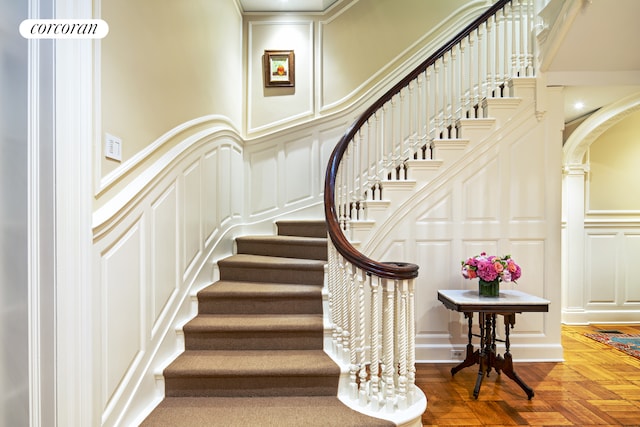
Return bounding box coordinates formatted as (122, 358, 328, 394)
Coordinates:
(562, 164, 588, 324)
(55, 0, 97, 426)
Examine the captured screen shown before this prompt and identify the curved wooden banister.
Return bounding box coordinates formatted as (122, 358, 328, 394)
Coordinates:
(324, 0, 512, 280)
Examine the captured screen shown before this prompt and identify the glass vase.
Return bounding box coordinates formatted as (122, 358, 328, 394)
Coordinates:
(479, 279, 500, 297)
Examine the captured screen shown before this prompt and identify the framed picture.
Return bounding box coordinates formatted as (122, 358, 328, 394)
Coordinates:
(263, 50, 295, 87)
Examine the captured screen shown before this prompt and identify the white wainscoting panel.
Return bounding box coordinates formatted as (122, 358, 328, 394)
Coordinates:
(220, 146, 234, 226)
(249, 146, 279, 216)
(101, 218, 144, 408)
(415, 240, 453, 334)
(586, 233, 618, 304)
(572, 225, 640, 323)
(284, 135, 315, 205)
(624, 234, 640, 302)
(203, 148, 219, 243)
(94, 127, 247, 426)
(183, 160, 203, 276)
(231, 145, 244, 219)
(150, 183, 179, 336)
(463, 155, 500, 221)
(509, 130, 546, 221)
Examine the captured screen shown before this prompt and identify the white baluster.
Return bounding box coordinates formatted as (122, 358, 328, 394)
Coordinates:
(416, 73, 424, 158)
(511, 1, 518, 76)
(357, 268, 368, 406)
(382, 279, 396, 412)
(477, 26, 484, 103)
(496, 10, 503, 92)
(487, 15, 494, 97)
(450, 46, 458, 126)
(334, 252, 345, 360)
(369, 275, 381, 410)
(397, 280, 408, 410)
(433, 58, 440, 135)
(407, 278, 417, 404)
(526, 0, 534, 76)
(425, 67, 433, 141)
(348, 265, 358, 399)
(468, 32, 476, 114)
(458, 38, 467, 116)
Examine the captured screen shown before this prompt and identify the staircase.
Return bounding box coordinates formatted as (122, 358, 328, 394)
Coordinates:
(140, 219, 394, 426)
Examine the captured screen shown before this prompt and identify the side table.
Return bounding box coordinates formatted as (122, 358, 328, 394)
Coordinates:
(437, 289, 550, 399)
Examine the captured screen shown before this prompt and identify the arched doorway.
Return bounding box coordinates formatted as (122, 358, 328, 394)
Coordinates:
(562, 91, 640, 324)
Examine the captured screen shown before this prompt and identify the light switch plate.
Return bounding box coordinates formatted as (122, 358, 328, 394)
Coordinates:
(105, 133, 122, 161)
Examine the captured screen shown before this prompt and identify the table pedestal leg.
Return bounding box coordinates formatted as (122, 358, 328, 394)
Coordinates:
(500, 352, 534, 399)
(495, 313, 535, 399)
(451, 313, 478, 376)
(450, 311, 536, 399)
(472, 313, 493, 398)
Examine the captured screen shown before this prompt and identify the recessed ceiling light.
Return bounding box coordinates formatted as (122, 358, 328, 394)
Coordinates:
(574, 101, 585, 110)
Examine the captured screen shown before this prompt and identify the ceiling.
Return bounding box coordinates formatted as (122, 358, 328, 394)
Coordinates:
(239, 0, 640, 123)
(239, 0, 338, 12)
(543, 0, 640, 122)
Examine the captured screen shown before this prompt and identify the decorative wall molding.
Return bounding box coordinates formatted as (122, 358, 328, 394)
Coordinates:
(246, 20, 315, 136)
(94, 115, 241, 198)
(563, 91, 640, 165)
(92, 120, 242, 237)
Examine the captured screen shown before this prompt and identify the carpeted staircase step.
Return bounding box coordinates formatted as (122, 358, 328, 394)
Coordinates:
(218, 254, 325, 285)
(236, 234, 328, 260)
(163, 349, 340, 397)
(183, 313, 323, 350)
(139, 396, 395, 427)
(276, 219, 327, 238)
(142, 221, 390, 426)
(197, 280, 323, 314)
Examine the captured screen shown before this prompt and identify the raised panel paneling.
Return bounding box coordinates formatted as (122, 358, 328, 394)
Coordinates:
(102, 220, 143, 406)
(415, 194, 454, 240)
(623, 234, 640, 302)
(284, 137, 314, 205)
(203, 148, 218, 241)
(183, 160, 202, 272)
(219, 146, 232, 224)
(151, 183, 178, 333)
(509, 133, 545, 220)
(586, 233, 617, 303)
(417, 194, 452, 223)
(249, 147, 279, 215)
(415, 240, 453, 334)
(378, 240, 406, 266)
(463, 158, 499, 220)
(231, 145, 243, 218)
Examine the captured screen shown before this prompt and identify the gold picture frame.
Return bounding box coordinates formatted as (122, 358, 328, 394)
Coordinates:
(263, 50, 295, 87)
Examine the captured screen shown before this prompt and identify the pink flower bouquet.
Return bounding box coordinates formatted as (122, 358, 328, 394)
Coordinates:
(461, 252, 521, 283)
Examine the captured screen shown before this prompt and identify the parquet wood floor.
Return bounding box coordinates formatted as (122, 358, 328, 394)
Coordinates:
(417, 324, 640, 426)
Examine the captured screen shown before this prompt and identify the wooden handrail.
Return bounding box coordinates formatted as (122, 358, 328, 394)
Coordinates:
(324, 0, 511, 280)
